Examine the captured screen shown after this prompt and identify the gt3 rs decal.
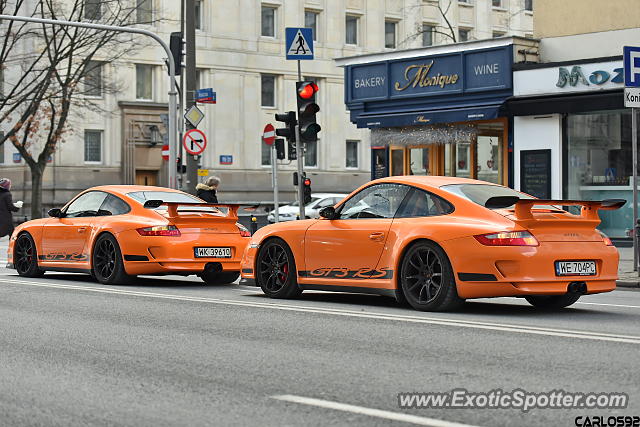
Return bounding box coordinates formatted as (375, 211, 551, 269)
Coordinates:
(298, 267, 393, 280)
(38, 253, 89, 262)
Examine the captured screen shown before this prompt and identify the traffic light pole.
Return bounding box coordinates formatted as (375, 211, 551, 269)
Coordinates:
(296, 60, 305, 220)
(185, 0, 199, 193)
(271, 144, 279, 223)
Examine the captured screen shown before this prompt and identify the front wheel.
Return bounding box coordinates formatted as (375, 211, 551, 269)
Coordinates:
(524, 294, 581, 310)
(399, 241, 464, 312)
(201, 271, 240, 285)
(92, 234, 133, 285)
(256, 238, 301, 299)
(14, 233, 44, 278)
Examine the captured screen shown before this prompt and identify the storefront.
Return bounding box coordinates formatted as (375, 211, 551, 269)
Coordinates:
(337, 38, 535, 186)
(509, 57, 634, 238)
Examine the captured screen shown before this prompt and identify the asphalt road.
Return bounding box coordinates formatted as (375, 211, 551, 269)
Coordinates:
(1, 261, 639, 426)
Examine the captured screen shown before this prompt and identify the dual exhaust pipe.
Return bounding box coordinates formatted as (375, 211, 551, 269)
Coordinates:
(567, 281, 588, 294)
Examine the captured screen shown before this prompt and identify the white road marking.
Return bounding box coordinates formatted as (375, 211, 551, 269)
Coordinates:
(577, 301, 640, 309)
(1, 277, 640, 344)
(272, 395, 479, 427)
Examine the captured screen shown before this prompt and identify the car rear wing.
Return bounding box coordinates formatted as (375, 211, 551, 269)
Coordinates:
(485, 196, 626, 220)
(143, 200, 256, 219)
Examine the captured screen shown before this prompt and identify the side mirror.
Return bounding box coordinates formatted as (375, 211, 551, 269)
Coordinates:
(48, 208, 63, 218)
(319, 206, 338, 220)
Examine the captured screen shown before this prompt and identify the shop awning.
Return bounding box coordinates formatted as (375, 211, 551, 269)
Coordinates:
(355, 102, 504, 128)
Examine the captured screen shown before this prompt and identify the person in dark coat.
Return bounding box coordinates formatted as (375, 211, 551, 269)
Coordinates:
(195, 176, 220, 204)
(0, 178, 22, 238)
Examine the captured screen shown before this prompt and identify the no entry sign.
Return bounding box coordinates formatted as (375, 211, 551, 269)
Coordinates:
(263, 123, 275, 145)
(183, 129, 207, 155)
(161, 144, 170, 161)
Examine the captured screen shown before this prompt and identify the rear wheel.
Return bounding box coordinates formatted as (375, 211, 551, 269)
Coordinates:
(400, 241, 464, 312)
(524, 294, 581, 310)
(14, 233, 44, 278)
(256, 238, 301, 299)
(201, 271, 240, 285)
(92, 234, 133, 285)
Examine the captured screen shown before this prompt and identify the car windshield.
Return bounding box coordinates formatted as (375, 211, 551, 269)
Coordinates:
(440, 184, 536, 209)
(127, 191, 224, 213)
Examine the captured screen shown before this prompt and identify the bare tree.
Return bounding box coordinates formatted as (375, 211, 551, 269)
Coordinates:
(401, 0, 458, 48)
(0, 0, 159, 218)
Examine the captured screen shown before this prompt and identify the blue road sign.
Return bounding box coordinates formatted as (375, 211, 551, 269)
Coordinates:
(220, 155, 233, 165)
(286, 27, 314, 60)
(624, 46, 640, 87)
(195, 88, 216, 104)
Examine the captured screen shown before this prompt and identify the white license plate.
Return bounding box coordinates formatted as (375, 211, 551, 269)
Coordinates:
(194, 247, 232, 258)
(555, 260, 596, 276)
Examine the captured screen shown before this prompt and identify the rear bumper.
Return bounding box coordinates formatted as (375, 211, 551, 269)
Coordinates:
(443, 238, 619, 299)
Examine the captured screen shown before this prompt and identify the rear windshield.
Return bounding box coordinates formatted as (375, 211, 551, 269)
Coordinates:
(440, 184, 535, 209)
(126, 191, 225, 214)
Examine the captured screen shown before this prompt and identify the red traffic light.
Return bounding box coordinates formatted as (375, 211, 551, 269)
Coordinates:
(303, 178, 311, 186)
(298, 82, 319, 99)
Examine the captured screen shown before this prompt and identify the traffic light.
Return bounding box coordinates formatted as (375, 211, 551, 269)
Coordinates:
(275, 138, 285, 160)
(169, 32, 184, 76)
(296, 81, 321, 142)
(287, 140, 297, 160)
(275, 111, 296, 142)
(303, 175, 312, 205)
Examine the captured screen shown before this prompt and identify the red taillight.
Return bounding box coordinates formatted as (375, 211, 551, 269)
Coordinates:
(474, 231, 539, 246)
(598, 230, 613, 246)
(236, 223, 251, 237)
(136, 225, 181, 236)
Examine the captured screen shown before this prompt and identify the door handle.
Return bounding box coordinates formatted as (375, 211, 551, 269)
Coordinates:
(369, 232, 385, 241)
(77, 227, 87, 233)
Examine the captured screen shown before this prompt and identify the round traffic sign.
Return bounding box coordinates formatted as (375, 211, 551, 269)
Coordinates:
(183, 129, 207, 156)
(263, 123, 275, 146)
(161, 144, 170, 161)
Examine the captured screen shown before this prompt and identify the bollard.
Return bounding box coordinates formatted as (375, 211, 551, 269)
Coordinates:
(250, 216, 257, 235)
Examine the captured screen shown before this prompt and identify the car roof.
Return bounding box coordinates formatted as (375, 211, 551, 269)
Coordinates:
(87, 185, 186, 196)
(372, 176, 501, 189)
(311, 193, 349, 198)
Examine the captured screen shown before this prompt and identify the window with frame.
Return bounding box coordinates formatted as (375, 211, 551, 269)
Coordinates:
(261, 141, 271, 166)
(525, 0, 533, 11)
(305, 10, 318, 41)
(458, 28, 470, 42)
(395, 188, 454, 218)
(385, 20, 397, 49)
(261, 5, 276, 37)
(84, 130, 102, 163)
(338, 184, 410, 219)
(346, 140, 359, 168)
(136, 0, 153, 24)
(422, 23, 434, 47)
(304, 140, 317, 167)
(84, 61, 103, 97)
(345, 15, 358, 45)
(84, 0, 101, 19)
(195, 0, 203, 30)
(136, 64, 153, 100)
(492, 0, 501, 7)
(261, 74, 276, 108)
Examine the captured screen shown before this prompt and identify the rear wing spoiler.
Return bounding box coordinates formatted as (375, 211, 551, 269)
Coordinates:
(485, 196, 626, 220)
(143, 200, 259, 218)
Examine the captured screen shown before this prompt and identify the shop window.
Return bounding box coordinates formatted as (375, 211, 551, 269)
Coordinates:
(261, 74, 276, 107)
(261, 5, 276, 37)
(135, 64, 153, 100)
(346, 140, 359, 168)
(346, 15, 359, 45)
(305, 10, 319, 41)
(391, 148, 404, 176)
(385, 20, 397, 49)
(409, 147, 430, 175)
(567, 110, 637, 238)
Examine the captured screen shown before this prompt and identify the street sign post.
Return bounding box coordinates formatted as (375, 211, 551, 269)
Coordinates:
(624, 46, 640, 274)
(184, 105, 204, 128)
(263, 124, 276, 145)
(195, 88, 216, 104)
(183, 129, 207, 155)
(285, 28, 314, 60)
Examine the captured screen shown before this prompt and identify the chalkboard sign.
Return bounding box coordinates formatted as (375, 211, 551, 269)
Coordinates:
(520, 149, 551, 199)
(371, 148, 388, 180)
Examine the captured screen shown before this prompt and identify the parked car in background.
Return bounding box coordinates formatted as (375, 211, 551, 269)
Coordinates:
(267, 193, 348, 223)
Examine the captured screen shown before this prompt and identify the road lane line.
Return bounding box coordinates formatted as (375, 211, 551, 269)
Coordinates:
(272, 395, 479, 427)
(577, 301, 640, 309)
(2, 278, 640, 344)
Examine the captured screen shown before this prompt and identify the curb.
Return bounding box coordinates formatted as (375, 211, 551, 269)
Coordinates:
(616, 281, 640, 289)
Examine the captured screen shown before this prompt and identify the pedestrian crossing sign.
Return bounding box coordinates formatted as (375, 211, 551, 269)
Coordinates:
(286, 27, 314, 60)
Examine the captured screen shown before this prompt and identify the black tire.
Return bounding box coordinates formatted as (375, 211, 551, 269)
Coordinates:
(92, 234, 133, 285)
(399, 241, 464, 312)
(13, 233, 45, 278)
(201, 271, 240, 285)
(524, 294, 581, 310)
(255, 238, 301, 299)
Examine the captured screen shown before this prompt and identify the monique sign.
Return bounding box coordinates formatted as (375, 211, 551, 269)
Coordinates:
(394, 61, 459, 91)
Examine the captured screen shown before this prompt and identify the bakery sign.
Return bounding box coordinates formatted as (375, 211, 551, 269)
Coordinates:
(346, 46, 512, 103)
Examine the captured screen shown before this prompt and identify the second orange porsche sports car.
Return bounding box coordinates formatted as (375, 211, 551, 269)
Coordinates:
(7, 185, 250, 285)
(241, 176, 624, 311)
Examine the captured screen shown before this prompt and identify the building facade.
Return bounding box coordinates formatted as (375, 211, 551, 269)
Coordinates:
(0, 0, 533, 216)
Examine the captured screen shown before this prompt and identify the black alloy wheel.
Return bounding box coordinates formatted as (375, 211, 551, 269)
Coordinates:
(14, 233, 44, 277)
(256, 238, 301, 299)
(400, 241, 464, 312)
(92, 234, 132, 285)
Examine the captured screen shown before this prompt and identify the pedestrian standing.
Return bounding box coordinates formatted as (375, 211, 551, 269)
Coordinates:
(0, 178, 23, 238)
(196, 176, 220, 203)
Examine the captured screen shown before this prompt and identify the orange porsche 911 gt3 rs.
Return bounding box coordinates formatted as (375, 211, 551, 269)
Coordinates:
(240, 176, 624, 311)
(7, 185, 250, 285)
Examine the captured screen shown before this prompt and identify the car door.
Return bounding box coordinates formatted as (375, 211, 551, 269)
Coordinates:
(40, 191, 109, 266)
(303, 183, 410, 284)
